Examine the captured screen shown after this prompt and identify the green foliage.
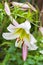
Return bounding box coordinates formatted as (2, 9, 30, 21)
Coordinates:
(0, 1, 43, 65)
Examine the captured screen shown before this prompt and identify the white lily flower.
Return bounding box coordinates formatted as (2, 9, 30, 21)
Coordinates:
(4, 2, 19, 26)
(12, 2, 30, 9)
(39, 50, 43, 54)
(39, 27, 43, 35)
(12, 2, 37, 12)
(2, 20, 38, 50)
(5, 2, 11, 16)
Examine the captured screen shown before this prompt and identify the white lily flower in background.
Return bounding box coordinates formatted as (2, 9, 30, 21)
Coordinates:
(39, 50, 43, 54)
(4, 2, 19, 26)
(12, 2, 37, 12)
(39, 27, 43, 35)
(5, 2, 11, 16)
(11, 2, 30, 9)
(2, 20, 38, 50)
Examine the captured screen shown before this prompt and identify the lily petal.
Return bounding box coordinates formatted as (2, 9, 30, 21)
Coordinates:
(5, 2, 11, 16)
(16, 20, 31, 32)
(28, 43, 38, 50)
(10, 16, 19, 26)
(29, 34, 38, 50)
(25, 20, 31, 31)
(2, 33, 19, 40)
(30, 34, 37, 44)
(7, 24, 15, 32)
(24, 34, 38, 50)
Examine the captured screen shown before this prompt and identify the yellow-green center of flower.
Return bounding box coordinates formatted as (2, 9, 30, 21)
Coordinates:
(14, 28, 30, 41)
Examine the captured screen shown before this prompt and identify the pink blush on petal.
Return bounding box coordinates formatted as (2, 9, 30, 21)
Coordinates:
(22, 44, 28, 61)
